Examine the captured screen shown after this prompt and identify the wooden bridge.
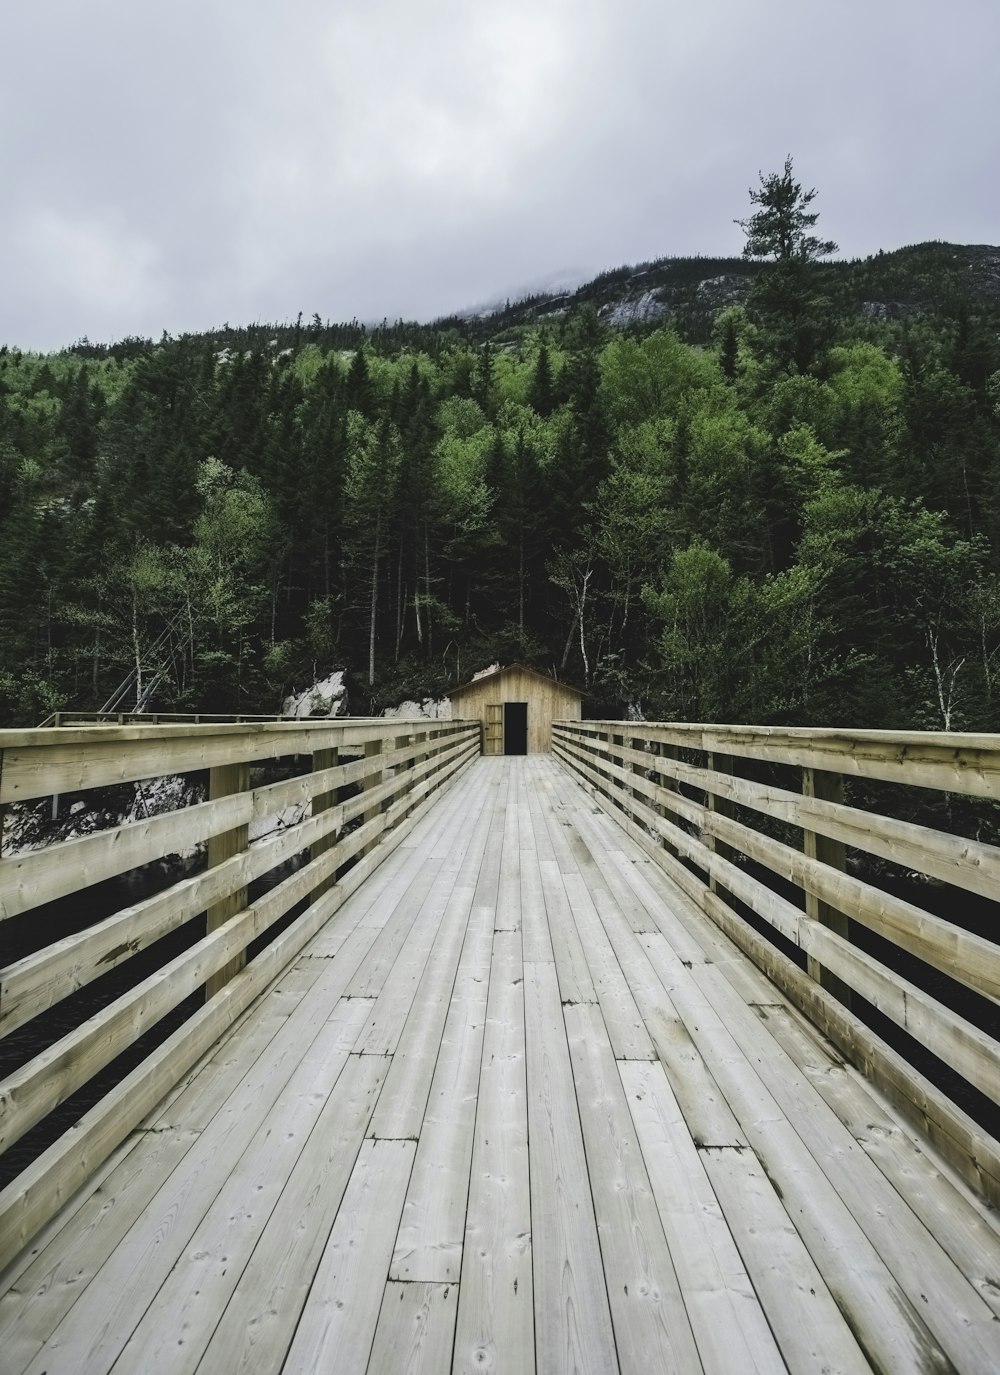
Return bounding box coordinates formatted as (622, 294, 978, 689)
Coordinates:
(0, 717, 999, 1373)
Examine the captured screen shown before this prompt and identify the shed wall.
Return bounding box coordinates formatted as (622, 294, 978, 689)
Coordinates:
(450, 669, 581, 753)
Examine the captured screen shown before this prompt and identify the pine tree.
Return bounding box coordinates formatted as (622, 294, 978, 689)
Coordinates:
(737, 156, 837, 375)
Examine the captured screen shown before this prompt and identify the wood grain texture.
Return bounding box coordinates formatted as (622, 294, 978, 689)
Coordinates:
(452, 930, 535, 1374)
(524, 961, 619, 1375)
(366, 1281, 459, 1375)
(195, 1054, 390, 1375)
(282, 1138, 416, 1375)
(105, 1001, 374, 1375)
(564, 1001, 703, 1375)
(620, 1060, 786, 1375)
(556, 749, 1000, 1207)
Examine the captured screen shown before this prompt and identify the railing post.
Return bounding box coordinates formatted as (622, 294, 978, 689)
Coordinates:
(395, 730, 416, 817)
(361, 735, 384, 856)
(311, 743, 339, 899)
(611, 728, 625, 810)
(705, 751, 734, 898)
(205, 761, 250, 998)
(629, 730, 643, 809)
(802, 767, 851, 1006)
(653, 738, 680, 857)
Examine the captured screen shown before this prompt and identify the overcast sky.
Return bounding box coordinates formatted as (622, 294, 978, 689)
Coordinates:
(2, 0, 997, 352)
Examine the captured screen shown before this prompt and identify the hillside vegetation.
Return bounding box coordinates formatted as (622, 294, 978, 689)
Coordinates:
(2, 168, 999, 730)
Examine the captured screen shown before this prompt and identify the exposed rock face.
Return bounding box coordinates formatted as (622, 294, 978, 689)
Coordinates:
(2, 774, 205, 862)
(282, 670, 346, 718)
(861, 300, 914, 320)
(476, 241, 1000, 337)
(380, 697, 451, 719)
(600, 290, 669, 328)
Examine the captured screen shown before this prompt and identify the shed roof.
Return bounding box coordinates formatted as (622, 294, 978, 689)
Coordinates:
(448, 663, 584, 698)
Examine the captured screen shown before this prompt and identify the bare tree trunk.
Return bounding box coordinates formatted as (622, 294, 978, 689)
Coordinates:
(424, 524, 433, 657)
(414, 547, 423, 648)
(368, 512, 381, 687)
(560, 617, 574, 671)
(577, 566, 591, 684)
(132, 588, 143, 711)
(927, 621, 964, 730)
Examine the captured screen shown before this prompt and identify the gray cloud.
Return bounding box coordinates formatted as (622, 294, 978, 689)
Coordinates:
(2, 0, 997, 350)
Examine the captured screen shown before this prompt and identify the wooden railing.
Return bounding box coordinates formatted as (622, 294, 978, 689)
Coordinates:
(553, 719, 1000, 1205)
(0, 716, 479, 1267)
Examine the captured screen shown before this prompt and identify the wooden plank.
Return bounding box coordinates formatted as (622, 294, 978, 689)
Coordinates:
(366, 1281, 459, 1375)
(560, 757, 1000, 1205)
(0, 1130, 202, 1375)
(555, 720, 1000, 800)
(0, 755, 474, 1272)
(559, 871, 655, 1061)
(1, 978, 319, 1328)
(205, 760, 250, 997)
(639, 932, 957, 1375)
(0, 717, 474, 753)
(0, 736, 476, 1034)
(689, 968, 1000, 1373)
(5, 959, 372, 1372)
(0, 1133, 143, 1296)
(494, 764, 521, 932)
(598, 733, 1000, 908)
(451, 930, 534, 1374)
(306, 758, 478, 955)
(309, 743, 339, 900)
(0, 824, 297, 1034)
(0, 788, 253, 920)
(368, 776, 493, 1139)
(519, 765, 555, 963)
(353, 870, 457, 1057)
(146, 987, 320, 1134)
(0, 820, 396, 1156)
(0, 720, 478, 803)
(538, 860, 597, 1004)
(389, 902, 493, 1283)
(557, 736, 1000, 1097)
(541, 758, 656, 1058)
(524, 961, 619, 1375)
(195, 1054, 389, 1375)
(588, 889, 746, 1150)
(100, 1000, 375, 1375)
(701, 1145, 872, 1375)
(282, 1138, 416, 1375)
(524, 755, 555, 862)
(563, 1002, 702, 1375)
(620, 1061, 786, 1375)
(756, 1001, 1000, 1321)
(345, 858, 444, 994)
(484, 702, 502, 755)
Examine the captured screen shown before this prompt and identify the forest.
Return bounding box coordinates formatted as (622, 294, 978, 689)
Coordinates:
(2, 163, 999, 731)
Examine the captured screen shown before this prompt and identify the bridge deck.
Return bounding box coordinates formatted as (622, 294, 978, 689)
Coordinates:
(2, 757, 998, 1374)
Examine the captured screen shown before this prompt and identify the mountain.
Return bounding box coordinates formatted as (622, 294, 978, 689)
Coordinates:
(52, 241, 1000, 365)
(470, 241, 1000, 342)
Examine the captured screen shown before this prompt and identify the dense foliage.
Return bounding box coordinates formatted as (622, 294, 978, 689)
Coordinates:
(2, 180, 1000, 729)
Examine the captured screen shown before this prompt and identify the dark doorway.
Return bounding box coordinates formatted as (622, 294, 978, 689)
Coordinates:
(503, 702, 528, 755)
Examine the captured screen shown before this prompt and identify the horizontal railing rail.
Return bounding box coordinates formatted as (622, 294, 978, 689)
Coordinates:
(0, 716, 480, 1268)
(553, 719, 1000, 1206)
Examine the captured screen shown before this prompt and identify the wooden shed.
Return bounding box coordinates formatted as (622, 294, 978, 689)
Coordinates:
(449, 664, 583, 754)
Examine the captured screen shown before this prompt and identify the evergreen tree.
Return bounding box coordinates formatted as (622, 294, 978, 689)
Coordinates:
(738, 156, 838, 375)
